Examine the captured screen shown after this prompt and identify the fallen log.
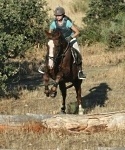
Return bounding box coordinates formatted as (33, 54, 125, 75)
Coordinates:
(0, 111, 125, 133)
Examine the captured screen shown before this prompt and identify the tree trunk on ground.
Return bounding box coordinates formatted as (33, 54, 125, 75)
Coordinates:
(0, 111, 125, 133)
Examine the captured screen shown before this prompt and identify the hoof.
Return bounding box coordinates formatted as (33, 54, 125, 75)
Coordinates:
(61, 110, 66, 114)
(50, 91, 57, 98)
(44, 91, 50, 97)
(78, 111, 83, 115)
(61, 107, 66, 114)
(46, 93, 49, 97)
(78, 104, 84, 115)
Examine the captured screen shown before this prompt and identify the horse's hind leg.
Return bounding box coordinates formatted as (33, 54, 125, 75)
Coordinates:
(59, 81, 66, 114)
(43, 74, 50, 97)
(74, 79, 83, 115)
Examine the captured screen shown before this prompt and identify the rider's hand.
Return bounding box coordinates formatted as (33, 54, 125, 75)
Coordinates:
(66, 36, 73, 43)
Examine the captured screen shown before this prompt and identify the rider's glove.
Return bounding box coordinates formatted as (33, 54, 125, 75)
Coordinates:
(66, 36, 73, 43)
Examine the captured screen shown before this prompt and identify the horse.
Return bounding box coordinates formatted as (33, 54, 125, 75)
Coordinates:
(43, 29, 83, 115)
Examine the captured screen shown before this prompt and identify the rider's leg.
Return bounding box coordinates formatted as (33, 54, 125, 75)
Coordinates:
(71, 39, 86, 80)
(77, 64, 86, 80)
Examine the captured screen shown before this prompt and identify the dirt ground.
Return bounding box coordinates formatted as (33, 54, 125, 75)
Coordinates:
(1, 45, 125, 149)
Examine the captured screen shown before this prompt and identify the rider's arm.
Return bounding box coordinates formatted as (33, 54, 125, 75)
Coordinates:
(49, 21, 55, 33)
(66, 20, 80, 38)
(49, 29, 52, 33)
(71, 25, 80, 38)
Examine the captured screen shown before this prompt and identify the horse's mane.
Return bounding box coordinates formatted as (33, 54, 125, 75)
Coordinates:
(52, 28, 67, 44)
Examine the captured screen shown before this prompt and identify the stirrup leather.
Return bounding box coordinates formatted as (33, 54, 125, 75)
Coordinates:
(71, 48, 82, 65)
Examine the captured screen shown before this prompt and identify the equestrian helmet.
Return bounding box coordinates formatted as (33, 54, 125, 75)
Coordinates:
(54, 7, 65, 16)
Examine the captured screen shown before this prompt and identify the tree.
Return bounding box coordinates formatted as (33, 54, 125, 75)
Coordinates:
(0, 0, 49, 96)
(80, 0, 125, 48)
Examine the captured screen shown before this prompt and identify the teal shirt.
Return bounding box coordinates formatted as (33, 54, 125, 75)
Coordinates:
(50, 19, 73, 30)
(49, 18, 73, 38)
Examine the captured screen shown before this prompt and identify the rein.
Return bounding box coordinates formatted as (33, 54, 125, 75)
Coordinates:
(56, 41, 70, 58)
(47, 30, 71, 71)
(63, 42, 70, 55)
(48, 41, 70, 63)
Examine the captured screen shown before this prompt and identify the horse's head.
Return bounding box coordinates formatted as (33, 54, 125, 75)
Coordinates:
(45, 29, 69, 69)
(45, 29, 67, 47)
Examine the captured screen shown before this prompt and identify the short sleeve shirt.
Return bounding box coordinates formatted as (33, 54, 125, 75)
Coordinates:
(50, 19, 73, 30)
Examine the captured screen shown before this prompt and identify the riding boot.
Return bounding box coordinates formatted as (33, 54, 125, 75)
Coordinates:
(71, 48, 86, 80)
(78, 65, 86, 80)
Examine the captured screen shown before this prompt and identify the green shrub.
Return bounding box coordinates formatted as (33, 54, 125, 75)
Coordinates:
(79, 25, 101, 45)
(0, 0, 49, 96)
(80, 0, 125, 48)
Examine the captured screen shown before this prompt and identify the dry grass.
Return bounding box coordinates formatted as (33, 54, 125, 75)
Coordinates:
(0, 129, 125, 149)
(0, 0, 125, 149)
(1, 43, 125, 149)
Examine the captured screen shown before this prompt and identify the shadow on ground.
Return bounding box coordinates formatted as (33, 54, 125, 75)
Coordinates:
(81, 82, 112, 113)
(5, 60, 45, 99)
(67, 82, 112, 114)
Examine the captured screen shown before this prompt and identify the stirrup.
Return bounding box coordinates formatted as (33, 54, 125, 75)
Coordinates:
(78, 71, 86, 80)
(38, 65, 45, 74)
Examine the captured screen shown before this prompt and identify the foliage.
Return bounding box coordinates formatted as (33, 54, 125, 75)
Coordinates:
(70, 0, 90, 13)
(80, 0, 125, 48)
(0, 0, 49, 96)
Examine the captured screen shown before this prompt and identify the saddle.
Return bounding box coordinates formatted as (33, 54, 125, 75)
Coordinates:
(69, 39, 82, 65)
(71, 47, 82, 65)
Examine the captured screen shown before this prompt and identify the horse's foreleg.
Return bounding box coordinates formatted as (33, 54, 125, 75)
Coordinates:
(43, 74, 50, 97)
(50, 74, 63, 98)
(59, 81, 66, 114)
(74, 80, 83, 115)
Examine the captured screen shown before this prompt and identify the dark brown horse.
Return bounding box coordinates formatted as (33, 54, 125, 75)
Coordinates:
(43, 29, 83, 114)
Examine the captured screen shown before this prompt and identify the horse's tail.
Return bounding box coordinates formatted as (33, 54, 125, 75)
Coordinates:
(66, 83, 73, 89)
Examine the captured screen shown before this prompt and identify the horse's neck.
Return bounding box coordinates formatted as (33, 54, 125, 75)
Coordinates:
(63, 47, 73, 65)
(59, 35, 68, 49)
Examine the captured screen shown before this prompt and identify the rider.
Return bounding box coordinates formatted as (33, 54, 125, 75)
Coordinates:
(38, 6, 86, 79)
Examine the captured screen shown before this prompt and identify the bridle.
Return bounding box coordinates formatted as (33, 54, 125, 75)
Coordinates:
(48, 34, 70, 65)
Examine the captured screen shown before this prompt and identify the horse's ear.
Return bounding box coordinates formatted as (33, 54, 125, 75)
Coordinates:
(45, 30, 52, 38)
(45, 30, 49, 35)
(54, 31, 61, 39)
